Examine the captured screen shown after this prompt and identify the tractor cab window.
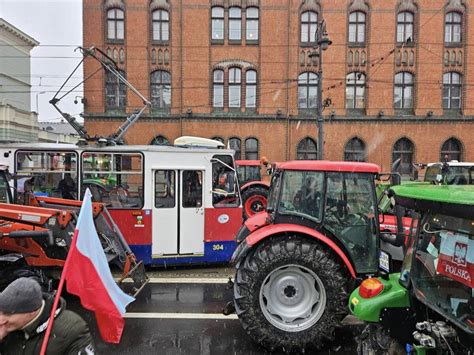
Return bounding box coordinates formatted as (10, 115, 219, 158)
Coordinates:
(279, 170, 324, 222)
(237, 164, 260, 185)
(15, 151, 78, 202)
(412, 213, 473, 333)
(81, 152, 143, 209)
(325, 172, 378, 273)
(211, 154, 240, 207)
(0, 171, 11, 203)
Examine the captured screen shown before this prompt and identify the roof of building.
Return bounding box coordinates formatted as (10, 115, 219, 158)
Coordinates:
(0, 18, 39, 47)
(38, 122, 79, 136)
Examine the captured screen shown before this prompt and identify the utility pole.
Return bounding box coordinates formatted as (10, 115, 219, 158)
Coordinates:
(310, 20, 331, 160)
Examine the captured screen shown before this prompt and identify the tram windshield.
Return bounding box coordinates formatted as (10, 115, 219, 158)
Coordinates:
(81, 152, 143, 209)
(211, 155, 240, 207)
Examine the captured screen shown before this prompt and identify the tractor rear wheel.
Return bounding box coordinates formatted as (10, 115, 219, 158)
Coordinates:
(241, 186, 268, 220)
(234, 235, 350, 352)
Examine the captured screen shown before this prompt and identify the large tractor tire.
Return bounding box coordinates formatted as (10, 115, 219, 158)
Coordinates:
(234, 235, 350, 352)
(358, 324, 403, 355)
(241, 185, 268, 220)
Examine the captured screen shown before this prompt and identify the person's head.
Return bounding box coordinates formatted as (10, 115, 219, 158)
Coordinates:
(260, 156, 269, 166)
(0, 278, 42, 333)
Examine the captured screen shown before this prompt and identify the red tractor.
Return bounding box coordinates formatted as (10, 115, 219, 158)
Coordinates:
(236, 159, 272, 219)
(231, 161, 390, 352)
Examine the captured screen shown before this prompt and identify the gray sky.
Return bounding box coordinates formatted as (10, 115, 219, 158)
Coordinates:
(1, 0, 84, 122)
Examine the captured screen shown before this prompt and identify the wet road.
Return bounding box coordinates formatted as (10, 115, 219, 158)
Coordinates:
(66, 276, 361, 354)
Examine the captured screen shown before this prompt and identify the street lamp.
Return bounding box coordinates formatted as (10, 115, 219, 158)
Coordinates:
(309, 19, 332, 160)
(35, 91, 46, 117)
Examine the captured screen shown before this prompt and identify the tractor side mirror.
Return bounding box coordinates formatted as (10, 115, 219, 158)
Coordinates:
(390, 173, 401, 186)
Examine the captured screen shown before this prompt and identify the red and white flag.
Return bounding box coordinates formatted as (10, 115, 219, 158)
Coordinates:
(436, 231, 473, 289)
(65, 189, 135, 343)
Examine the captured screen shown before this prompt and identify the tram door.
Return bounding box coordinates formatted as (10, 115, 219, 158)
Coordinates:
(152, 169, 204, 256)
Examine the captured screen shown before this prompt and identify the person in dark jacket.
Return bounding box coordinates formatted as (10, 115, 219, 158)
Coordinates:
(0, 278, 95, 354)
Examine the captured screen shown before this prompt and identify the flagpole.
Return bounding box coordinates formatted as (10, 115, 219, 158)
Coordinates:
(40, 228, 79, 355)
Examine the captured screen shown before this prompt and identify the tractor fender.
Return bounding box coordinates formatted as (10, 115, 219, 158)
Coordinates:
(240, 180, 270, 192)
(241, 223, 356, 278)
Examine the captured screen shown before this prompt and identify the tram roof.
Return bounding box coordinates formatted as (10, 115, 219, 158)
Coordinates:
(0, 143, 235, 155)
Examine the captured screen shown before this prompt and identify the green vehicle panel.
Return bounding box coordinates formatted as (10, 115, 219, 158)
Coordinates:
(349, 273, 410, 323)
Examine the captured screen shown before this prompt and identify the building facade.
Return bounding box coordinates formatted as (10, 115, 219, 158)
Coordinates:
(83, 0, 474, 175)
(0, 18, 40, 143)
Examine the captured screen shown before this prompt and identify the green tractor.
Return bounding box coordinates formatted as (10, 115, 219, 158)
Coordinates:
(349, 184, 473, 354)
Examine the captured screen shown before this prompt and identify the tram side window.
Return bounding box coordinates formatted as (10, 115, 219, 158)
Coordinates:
(212, 154, 240, 207)
(155, 170, 175, 208)
(15, 151, 78, 202)
(82, 152, 143, 209)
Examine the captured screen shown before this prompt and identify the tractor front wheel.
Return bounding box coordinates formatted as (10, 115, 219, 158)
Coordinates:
(241, 186, 268, 220)
(234, 235, 350, 352)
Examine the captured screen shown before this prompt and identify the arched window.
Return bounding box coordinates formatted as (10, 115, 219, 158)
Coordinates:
(211, 136, 224, 144)
(229, 137, 241, 160)
(300, 11, 317, 44)
(348, 12, 366, 44)
(150, 135, 169, 145)
(443, 72, 461, 110)
(397, 12, 414, 43)
(229, 7, 242, 41)
(229, 67, 241, 108)
(298, 72, 318, 109)
(150, 70, 171, 109)
(441, 138, 462, 162)
(246, 70, 257, 108)
(213, 69, 224, 108)
(346, 72, 365, 109)
(445, 12, 462, 44)
(107, 8, 125, 40)
(344, 137, 366, 162)
(211, 7, 224, 40)
(246, 7, 259, 41)
(245, 138, 258, 160)
(392, 138, 414, 176)
(105, 70, 126, 109)
(394, 72, 414, 109)
(152, 10, 169, 42)
(297, 137, 317, 160)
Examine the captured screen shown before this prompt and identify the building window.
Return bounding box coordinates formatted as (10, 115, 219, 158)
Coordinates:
(445, 12, 462, 44)
(298, 72, 318, 109)
(211, 136, 224, 144)
(440, 138, 462, 162)
(211, 7, 224, 41)
(246, 7, 259, 41)
(229, 7, 242, 41)
(245, 138, 259, 160)
(152, 10, 169, 42)
(344, 137, 366, 162)
(297, 137, 317, 160)
(397, 11, 414, 43)
(348, 11, 366, 44)
(229, 137, 241, 160)
(246, 70, 257, 108)
(150, 70, 171, 109)
(229, 67, 241, 108)
(213, 69, 224, 108)
(107, 8, 124, 41)
(105, 70, 126, 109)
(345, 72, 365, 109)
(300, 11, 317, 44)
(394, 72, 414, 109)
(443, 72, 461, 110)
(150, 135, 169, 145)
(392, 138, 414, 176)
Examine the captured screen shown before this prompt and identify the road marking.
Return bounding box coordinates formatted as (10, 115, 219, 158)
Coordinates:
(125, 312, 238, 320)
(120, 277, 232, 284)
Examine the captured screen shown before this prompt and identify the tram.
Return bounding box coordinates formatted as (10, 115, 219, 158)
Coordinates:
(0, 141, 242, 266)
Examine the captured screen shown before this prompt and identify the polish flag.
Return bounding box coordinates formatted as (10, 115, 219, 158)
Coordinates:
(65, 189, 135, 343)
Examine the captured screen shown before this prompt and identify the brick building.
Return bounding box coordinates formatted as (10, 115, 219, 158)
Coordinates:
(83, 0, 474, 176)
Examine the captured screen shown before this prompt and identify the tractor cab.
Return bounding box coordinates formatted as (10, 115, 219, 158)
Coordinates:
(350, 184, 474, 354)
